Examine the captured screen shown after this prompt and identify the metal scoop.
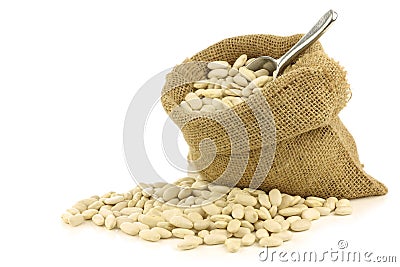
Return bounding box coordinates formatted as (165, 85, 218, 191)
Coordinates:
(246, 10, 338, 78)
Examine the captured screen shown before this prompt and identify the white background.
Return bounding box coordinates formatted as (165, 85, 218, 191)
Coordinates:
(0, 0, 399, 266)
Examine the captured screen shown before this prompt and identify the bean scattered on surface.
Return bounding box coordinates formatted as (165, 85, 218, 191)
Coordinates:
(62, 178, 352, 252)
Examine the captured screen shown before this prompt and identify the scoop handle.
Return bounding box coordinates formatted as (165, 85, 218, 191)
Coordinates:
(276, 10, 337, 75)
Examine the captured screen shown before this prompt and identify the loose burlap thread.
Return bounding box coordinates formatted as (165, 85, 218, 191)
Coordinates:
(161, 34, 388, 199)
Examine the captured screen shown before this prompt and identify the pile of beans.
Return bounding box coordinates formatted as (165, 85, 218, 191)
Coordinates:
(179, 54, 274, 113)
(62, 177, 352, 252)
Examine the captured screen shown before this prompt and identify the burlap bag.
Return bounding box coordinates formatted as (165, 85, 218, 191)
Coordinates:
(161, 34, 387, 199)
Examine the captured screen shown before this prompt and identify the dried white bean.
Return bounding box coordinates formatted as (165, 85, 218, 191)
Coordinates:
(202, 89, 223, 98)
(254, 69, 269, 77)
(269, 189, 282, 206)
(169, 215, 193, 229)
(204, 234, 227, 245)
(271, 230, 293, 241)
(105, 214, 116, 230)
(208, 69, 228, 79)
(225, 238, 241, 253)
(238, 67, 256, 81)
(335, 206, 352, 215)
(259, 236, 283, 247)
(233, 55, 247, 69)
(290, 219, 311, 232)
(120, 222, 140, 236)
(241, 233, 256, 246)
(263, 219, 281, 233)
(233, 74, 248, 87)
(152, 227, 172, 238)
(208, 61, 230, 70)
(68, 214, 84, 227)
(139, 229, 161, 242)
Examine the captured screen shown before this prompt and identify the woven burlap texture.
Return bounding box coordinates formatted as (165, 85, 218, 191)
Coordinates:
(161, 34, 387, 199)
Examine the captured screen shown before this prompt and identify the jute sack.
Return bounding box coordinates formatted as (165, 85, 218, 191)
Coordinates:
(161, 34, 388, 199)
